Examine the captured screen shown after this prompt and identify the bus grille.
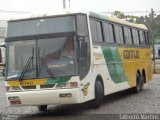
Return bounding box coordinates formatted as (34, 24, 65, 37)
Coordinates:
(22, 85, 36, 90)
(40, 84, 55, 89)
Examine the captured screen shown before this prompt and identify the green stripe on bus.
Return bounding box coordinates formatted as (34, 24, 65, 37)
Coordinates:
(102, 46, 128, 83)
(45, 76, 71, 84)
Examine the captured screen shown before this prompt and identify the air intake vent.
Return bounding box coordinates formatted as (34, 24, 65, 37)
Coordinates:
(40, 84, 55, 89)
(22, 85, 36, 90)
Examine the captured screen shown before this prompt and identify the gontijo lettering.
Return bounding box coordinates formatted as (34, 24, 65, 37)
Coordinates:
(123, 50, 139, 59)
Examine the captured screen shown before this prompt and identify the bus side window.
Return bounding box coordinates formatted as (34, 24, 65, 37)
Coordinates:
(142, 31, 146, 45)
(130, 28, 134, 44)
(137, 30, 141, 45)
(135, 29, 140, 45)
(90, 19, 98, 42)
(102, 22, 111, 43)
(124, 27, 132, 45)
(119, 26, 125, 44)
(114, 24, 121, 44)
(108, 24, 115, 43)
(127, 28, 132, 45)
(145, 31, 149, 45)
(90, 19, 103, 43)
(132, 28, 139, 45)
(96, 21, 103, 42)
(76, 14, 88, 36)
(139, 30, 146, 45)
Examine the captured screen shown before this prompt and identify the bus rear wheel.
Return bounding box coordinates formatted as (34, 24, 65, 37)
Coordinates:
(90, 80, 104, 108)
(140, 74, 144, 91)
(133, 73, 142, 93)
(37, 105, 47, 111)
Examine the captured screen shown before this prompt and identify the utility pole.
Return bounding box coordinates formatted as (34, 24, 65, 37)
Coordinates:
(63, 0, 66, 9)
(151, 8, 156, 73)
(63, 0, 71, 9)
(68, 0, 70, 9)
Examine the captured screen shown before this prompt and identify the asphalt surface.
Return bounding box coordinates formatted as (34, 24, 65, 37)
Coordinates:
(0, 74, 160, 120)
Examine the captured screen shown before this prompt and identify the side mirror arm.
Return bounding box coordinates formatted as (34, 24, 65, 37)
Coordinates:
(0, 45, 6, 48)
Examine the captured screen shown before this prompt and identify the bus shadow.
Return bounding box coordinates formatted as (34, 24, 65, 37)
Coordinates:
(103, 88, 133, 104)
(18, 88, 150, 120)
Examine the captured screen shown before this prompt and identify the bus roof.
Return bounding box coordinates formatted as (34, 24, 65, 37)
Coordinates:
(89, 12, 148, 30)
(8, 10, 148, 30)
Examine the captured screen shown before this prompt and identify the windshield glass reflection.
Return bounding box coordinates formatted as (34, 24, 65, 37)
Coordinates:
(38, 37, 76, 77)
(7, 36, 77, 80)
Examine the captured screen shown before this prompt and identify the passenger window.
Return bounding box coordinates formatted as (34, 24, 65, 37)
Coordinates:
(135, 30, 140, 45)
(90, 19, 103, 43)
(127, 28, 132, 45)
(130, 28, 134, 44)
(90, 19, 98, 42)
(108, 24, 115, 43)
(102, 22, 111, 43)
(96, 21, 103, 42)
(132, 29, 139, 45)
(124, 27, 132, 45)
(145, 32, 149, 45)
(76, 15, 88, 36)
(119, 26, 124, 44)
(114, 24, 121, 44)
(139, 31, 146, 45)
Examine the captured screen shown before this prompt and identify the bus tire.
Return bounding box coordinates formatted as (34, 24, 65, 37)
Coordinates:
(140, 74, 144, 91)
(133, 73, 141, 93)
(90, 80, 104, 108)
(37, 105, 47, 111)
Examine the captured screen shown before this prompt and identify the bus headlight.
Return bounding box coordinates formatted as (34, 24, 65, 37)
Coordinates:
(8, 96, 21, 105)
(56, 82, 78, 88)
(6, 86, 22, 92)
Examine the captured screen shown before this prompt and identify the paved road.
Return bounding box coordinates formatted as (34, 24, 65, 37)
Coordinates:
(0, 75, 160, 120)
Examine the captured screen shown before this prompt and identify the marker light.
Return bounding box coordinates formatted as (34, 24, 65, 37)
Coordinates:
(56, 82, 78, 88)
(6, 86, 22, 92)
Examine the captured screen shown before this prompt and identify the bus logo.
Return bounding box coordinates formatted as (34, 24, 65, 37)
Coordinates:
(123, 50, 139, 59)
(81, 83, 90, 96)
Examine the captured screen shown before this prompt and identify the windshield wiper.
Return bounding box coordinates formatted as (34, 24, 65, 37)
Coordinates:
(19, 47, 35, 81)
(18, 47, 56, 81)
(38, 57, 56, 80)
(19, 57, 34, 81)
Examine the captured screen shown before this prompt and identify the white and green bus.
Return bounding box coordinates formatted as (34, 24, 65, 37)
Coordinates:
(1, 11, 152, 111)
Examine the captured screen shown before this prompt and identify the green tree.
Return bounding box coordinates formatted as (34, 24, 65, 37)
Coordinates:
(112, 11, 125, 19)
(112, 10, 160, 44)
(136, 16, 145, 24)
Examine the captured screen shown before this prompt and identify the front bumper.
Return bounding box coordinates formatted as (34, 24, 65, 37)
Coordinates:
(6, 88, 81, 106)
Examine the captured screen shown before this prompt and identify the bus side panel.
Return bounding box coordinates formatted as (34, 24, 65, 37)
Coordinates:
(78, 46, 152, 103)
(97, 46, 130, 94)
(118, 47, 152, 88)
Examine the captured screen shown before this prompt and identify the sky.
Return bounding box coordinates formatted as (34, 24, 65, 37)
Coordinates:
(0, 0, 160, 20)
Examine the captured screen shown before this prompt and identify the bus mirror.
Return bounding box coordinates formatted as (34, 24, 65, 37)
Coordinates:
(81, 41, 88, 57)
(0, 48, 5, 76)
(78, 36, 83, 41)
(0, 48, 2, 63)
(0, 69, 5, 77)
(0, 45, 6, 69)
(158, 48, 160, 57)
(0, 45, 6, 65)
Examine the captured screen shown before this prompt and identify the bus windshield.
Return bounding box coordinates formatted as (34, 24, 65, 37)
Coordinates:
(7, 36, 77, 80)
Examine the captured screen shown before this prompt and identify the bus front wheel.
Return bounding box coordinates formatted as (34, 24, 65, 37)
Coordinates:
(37, 105, 47, 112)
(90, 80, 104, 108)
